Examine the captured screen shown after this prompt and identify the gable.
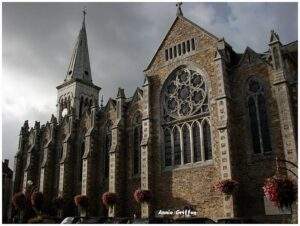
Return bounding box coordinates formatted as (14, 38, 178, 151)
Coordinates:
(104, 98, 117, 113)
(237, 47, 267, 68)
(144, 16, 218, 72)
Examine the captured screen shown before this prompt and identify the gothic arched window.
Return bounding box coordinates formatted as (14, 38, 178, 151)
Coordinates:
(248, 96, 261, 153)
(104, 121, 112, 178)
(173, 126, 181, 165)
(192, 122, 202, 162)
(183, 124, 191, 164)
(161, 66, 212, 168)
(132, 112, 142, 175)
(164, 129, 172, 167)
(203, 120, 212, 160)
(247, 77, 272, 154)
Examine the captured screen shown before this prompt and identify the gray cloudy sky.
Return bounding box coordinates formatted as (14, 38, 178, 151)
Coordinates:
(2, 2, 298, 168)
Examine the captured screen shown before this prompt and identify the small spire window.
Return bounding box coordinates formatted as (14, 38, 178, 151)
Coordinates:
(191, 38, 195, 50)
(187, 40, 190, 52)
(174, 46, 177, 58)
(182, 42, 186, 54)
(178, 44, 181, 56)
(165, 49, 169, 61)
(169, 48, 173, 59)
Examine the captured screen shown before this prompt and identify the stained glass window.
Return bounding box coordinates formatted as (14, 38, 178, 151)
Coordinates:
(173, 127, 181, 165)
(164, 129, 172, 167)
(248, 97, 261, 154)
(193, 123, 201, 162)
(162, 66, 211, 168)
(183, 125, 191, 163)
(258, 94, 272, 153)
(247, 78, 272, 154)
(203, 120, 212, 160)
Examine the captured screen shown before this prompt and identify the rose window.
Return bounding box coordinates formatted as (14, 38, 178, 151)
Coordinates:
(162, 67, 208, 119)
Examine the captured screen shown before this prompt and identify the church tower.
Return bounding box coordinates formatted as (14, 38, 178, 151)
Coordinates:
(56, 9, 101, 121)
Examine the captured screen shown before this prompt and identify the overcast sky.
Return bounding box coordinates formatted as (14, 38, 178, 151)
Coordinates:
(2, 2, 298, 168)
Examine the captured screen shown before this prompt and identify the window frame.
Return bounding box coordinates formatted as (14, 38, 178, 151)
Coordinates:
(246, 77, 273, 156)
(132, 112, 143, 177)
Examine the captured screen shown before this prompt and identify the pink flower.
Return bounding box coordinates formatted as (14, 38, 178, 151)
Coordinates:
(102, 192, 117, 207)
(134, 189, 153, 203)
(74, 195, 89, 208)
(215, 179, 239, 195)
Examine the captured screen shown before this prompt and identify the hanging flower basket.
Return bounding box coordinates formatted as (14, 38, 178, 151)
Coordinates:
(134, 189, 153, 203)
(53, 196, 64, 210)
(12, 192, 26, 210)
(31, 191, 44, 210)
(102, 192, 117, 207)
(215, 179, 239, 195)
(74, 195, 89, 209)
(263, 176, 296, 208)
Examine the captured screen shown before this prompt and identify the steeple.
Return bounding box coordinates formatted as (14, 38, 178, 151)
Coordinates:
(65, 7, 92, 83)
(56, 8, 100, 121)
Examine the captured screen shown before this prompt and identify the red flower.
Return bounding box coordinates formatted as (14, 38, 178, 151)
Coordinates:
(134, 189, 153, 203)
(215, 179, 239, 195)
(263, 177, 296, 208)
(31, 192, 44, 210)
(12, 192, 26, 210)
(102, 192, 117, 207)
(74, 195, 89, 209)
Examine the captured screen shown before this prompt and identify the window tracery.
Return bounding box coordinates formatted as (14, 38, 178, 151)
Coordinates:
(162, 67, 208, 122)
(246, 77, 272, 154)
(162, 66, 212, 168)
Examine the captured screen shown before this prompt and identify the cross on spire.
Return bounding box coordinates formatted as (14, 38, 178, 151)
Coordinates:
(82, 6, 87, 23)
(176, 2, 183, 16)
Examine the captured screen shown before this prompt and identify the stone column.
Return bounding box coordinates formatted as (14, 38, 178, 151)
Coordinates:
(269, 31, 297, 170)
(39, 116, 57, 205)
(22, 121, 41, 192)
(214, 43, 236, 218)
(140, 76, 152, 218)
(81, 106, 99, 216)
(13, 121, 29, 193)
(269, 31, 297, 223)
(58, 113, 75, 214)
(108, 88, 126, 218)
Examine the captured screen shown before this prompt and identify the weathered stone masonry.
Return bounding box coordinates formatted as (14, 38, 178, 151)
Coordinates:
(13, 6, 297, 222)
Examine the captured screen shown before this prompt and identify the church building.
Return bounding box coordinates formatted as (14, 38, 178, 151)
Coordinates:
(13, 4, 297, 222)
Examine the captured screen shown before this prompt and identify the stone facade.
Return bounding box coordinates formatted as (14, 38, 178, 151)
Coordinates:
(13, 7, 297, 222)
(3, 159, 13, 223)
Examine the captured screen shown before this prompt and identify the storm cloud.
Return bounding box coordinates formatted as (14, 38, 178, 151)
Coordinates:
(2, 2, 298, 167)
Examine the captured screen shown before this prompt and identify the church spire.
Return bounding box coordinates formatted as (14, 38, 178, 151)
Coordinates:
(65, 7, 92, 83)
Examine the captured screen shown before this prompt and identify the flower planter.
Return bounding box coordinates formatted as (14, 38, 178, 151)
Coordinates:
(12, 192, 26, 210)
(263, 176, 296, 208)
(31, 191, 44, 212)
(74, 195, 89, 209)
(215, 179, 239, 195)
(102, 192, 117, 207)
(74, 195, 89, 217)
(134, 189, 153, 203)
